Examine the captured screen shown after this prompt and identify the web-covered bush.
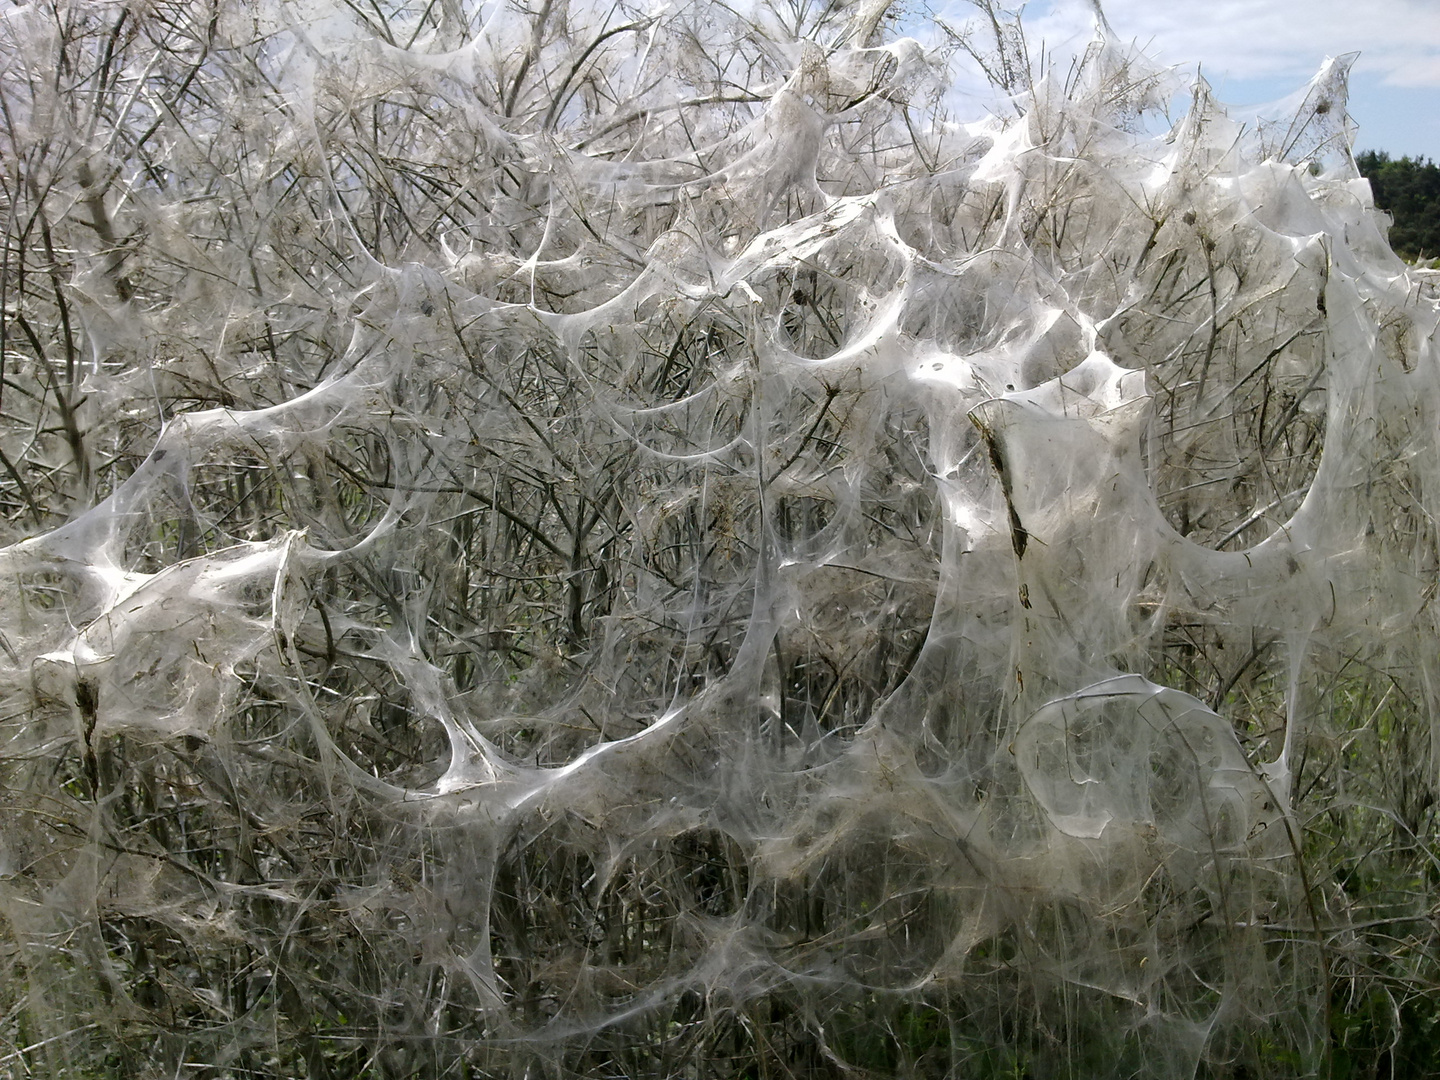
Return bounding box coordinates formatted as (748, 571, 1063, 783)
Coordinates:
(0, 0, 1438, 1077)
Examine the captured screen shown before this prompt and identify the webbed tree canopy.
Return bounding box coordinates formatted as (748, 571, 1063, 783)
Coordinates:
(1, 0, 1438, 1076)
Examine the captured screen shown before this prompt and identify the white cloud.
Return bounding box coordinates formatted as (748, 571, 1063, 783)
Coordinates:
(1014, 0, 1440, 88)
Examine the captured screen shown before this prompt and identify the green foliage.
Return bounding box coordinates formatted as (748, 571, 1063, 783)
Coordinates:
(1356, 150, 1440, 261)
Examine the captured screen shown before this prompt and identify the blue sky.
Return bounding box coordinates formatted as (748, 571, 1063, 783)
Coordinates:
(935, 0, 1440, 160)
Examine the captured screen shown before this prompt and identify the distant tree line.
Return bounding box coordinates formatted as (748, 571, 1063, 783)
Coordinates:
(1357, 150, 1440, 261)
